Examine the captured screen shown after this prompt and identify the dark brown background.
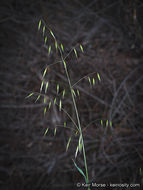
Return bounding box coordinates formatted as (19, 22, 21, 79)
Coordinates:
(0, 0, 143, 189)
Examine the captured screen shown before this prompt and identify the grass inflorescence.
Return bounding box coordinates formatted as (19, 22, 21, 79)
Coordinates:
(26, 18, 104, 189)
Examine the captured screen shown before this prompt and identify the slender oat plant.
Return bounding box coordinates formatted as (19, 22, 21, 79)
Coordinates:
(26, 19, 105, 189)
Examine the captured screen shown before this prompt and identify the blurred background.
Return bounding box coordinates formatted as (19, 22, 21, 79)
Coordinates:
(0, 0, 143, 189)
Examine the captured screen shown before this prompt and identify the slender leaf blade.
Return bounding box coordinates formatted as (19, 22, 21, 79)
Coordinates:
(72, 160, 88, 183)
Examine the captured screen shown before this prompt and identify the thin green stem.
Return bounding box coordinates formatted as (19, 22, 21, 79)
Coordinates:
(58, 46, 90, 188)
